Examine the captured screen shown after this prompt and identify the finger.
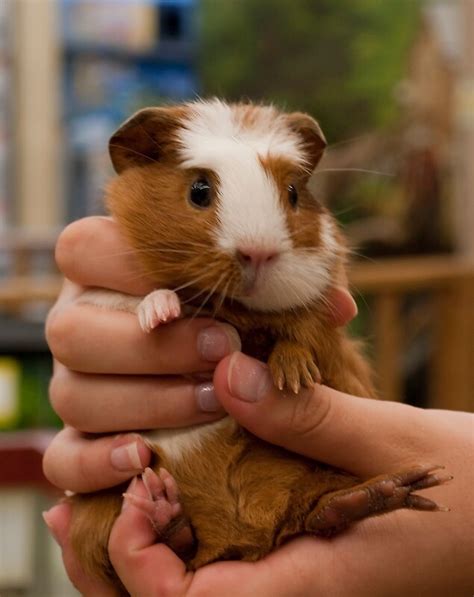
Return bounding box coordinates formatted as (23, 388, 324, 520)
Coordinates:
(43, 428, 151, 492)
(109, 479, 193, 596)
(50, 365, 224, 433)
(214, 352, 428, 477)
(46, 303, 241, 374)
(325, 286, 358, 327)
(43, 503, 118, 597)
(55, 216, 154, 295)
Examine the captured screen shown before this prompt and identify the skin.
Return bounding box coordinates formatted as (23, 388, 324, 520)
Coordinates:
(43, 217, 474, 596)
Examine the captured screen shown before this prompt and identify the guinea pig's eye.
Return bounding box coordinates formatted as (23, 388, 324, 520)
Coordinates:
(288, 184, 298, 209)
(189, 178, 212, 209)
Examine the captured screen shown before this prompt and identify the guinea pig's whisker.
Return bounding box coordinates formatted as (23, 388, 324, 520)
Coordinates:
(331, 202, 363, 218)
(173, 272, 211, 293)
(350, 284, 371, 314)
(346, 249, 377, 264)
(191, 273, 226, 321)
(136, 120, 163, 153)
(313, 167, 394, 177)
(212, 275, 232, 316)
(325, 133, 373, 151)
(97, 247, 197, 261)
(182, 286, 208, 305)
(109, 143, 159, 165)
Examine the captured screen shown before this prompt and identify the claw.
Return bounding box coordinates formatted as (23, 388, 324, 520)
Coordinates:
(276, 375, 284, 391)
(290, 379, 301, 394)
(122, 491, 158, 518)
(142, 467, 165, 500)
(406, 494, 449, 511)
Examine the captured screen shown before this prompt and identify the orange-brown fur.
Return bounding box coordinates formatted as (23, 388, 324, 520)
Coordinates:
(69, 102, 378, 589)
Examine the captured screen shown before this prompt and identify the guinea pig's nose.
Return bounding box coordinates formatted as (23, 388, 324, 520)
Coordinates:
(236, 247, 279, 269)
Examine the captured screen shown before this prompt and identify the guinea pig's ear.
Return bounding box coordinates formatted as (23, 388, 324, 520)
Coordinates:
(286, 112, 327, 171)
(109, 107, 185, 173)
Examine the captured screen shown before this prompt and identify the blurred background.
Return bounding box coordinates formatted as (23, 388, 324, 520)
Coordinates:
(0, 0, 473, 594)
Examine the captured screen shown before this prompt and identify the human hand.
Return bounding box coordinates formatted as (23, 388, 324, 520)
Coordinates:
(43, 216, 242, 492)
(43, 216, 356, 494)
(44, 351, 474, 596)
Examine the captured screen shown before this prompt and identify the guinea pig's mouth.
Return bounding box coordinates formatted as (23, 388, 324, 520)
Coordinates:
(238, 262, 273, 298)
(240, 274, 259, 297)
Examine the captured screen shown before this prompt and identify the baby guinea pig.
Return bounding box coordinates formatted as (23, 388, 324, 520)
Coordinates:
(68, 100, 448, 591)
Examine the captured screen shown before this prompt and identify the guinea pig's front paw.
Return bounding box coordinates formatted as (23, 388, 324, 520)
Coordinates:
(268, 341, 321, 394)
(137, 289, 181, 332)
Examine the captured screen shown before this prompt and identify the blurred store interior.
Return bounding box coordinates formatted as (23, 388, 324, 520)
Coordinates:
(0, 1, 473, 595)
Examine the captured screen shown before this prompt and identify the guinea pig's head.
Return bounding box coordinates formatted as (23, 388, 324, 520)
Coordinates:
(107, 100, 345, 312)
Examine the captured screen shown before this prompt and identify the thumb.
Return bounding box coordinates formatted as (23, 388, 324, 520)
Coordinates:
(214, 352, 425, 477)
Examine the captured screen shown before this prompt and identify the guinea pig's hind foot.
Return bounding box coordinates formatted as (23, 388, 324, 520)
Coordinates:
(306, 464, 453, 535)
(123, 467, 196, 558)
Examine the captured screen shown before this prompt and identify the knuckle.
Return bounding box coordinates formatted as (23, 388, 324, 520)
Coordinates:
(48, 371, 80, 427)
(42, 435, 65, 488)
(288, 385, 333, 440)
(55, 216, 104, 277)
(107, 538, 120, 569)
(54, 220, 83, 275)
(75, 446, 94, 490)
(45, 309, 76, 366)
(107, 530, 129, 572)
(155, 577, 185, 597)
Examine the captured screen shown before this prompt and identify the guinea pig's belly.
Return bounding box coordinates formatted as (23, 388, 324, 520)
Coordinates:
(142, 417, 233, 464)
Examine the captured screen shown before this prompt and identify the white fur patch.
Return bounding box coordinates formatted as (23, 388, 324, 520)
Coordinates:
(180, 100, 307, 166)
(178, 100, 300, 256)
(238, 252, 332, 312)
(78, 289, 142, 313)
(144, 418, 232, 463)
(238, 215, 338, 311)
(174, 101, 340, 312)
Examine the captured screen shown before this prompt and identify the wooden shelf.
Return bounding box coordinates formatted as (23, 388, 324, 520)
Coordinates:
(349, 254, 474, 293)
(64, 39, 196, 65)
(0, 430, 56, 491)
(0, 275, 62, 307)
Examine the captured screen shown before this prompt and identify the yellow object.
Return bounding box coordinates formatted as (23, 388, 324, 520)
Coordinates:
(0, 357, 20, 428)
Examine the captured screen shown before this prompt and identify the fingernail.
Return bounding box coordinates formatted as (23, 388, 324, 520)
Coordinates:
(197, 324, 241, 361)
(195, 381, 221, 412)
(111, 441, 144, 472)
(342, 288, 358, 317)
(121, 477, 138, 511)
(334, 286, 358, 320)
(227, 352, 271, 402)
(42, 509, 62, 546)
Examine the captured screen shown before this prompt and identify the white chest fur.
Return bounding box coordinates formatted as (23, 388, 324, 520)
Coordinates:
(143, 418, 232, 463)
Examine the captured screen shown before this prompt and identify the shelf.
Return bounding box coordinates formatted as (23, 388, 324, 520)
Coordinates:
(349, 254, 474, 293)
(0, 275, 61, 307)
(0, 316, 51, 353)
(0, 430, 56, 491)
(63, 39, 197, 65)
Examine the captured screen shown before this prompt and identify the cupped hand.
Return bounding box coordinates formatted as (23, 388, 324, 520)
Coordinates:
(43, 216, 356, 494)
(43, 216, 241, 492)
(44, 352, 474, 596)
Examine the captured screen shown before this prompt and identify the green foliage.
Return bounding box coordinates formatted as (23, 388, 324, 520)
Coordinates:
(199, 0, 420, 142)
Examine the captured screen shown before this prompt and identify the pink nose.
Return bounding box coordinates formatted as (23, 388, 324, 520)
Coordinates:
(236, 247, 279, 269)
